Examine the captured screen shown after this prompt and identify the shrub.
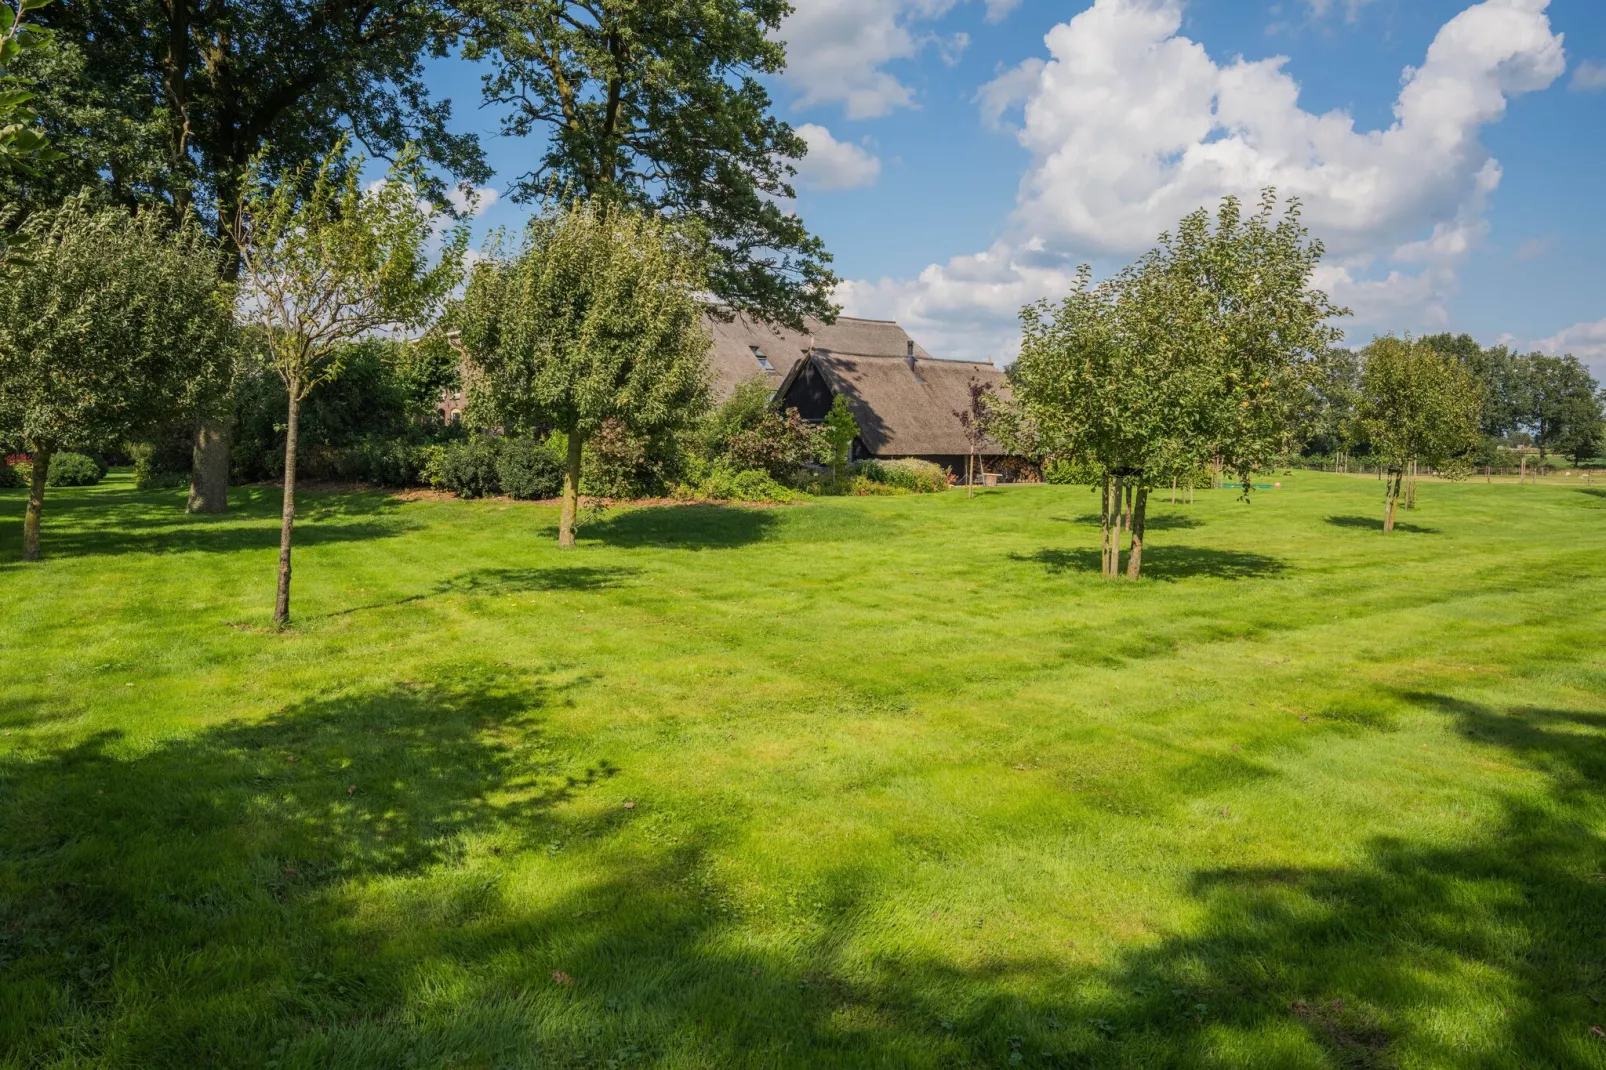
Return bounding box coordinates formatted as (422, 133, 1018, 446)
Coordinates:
(680, 462, 794, 503)
(46, 452, 104, 487)
(438, 437, 504, 498)
(131, 441, 191, 489)
(496, 437, 564, 500)
(725, 409, 822, 484)
(0, 463, 21, 489)
(331, 436, 419, 487)
(415, 443, 449, 489)
(582, 420, 684, 499)
(858, 458, 947, 494)
(1044, 456, 1102, 485)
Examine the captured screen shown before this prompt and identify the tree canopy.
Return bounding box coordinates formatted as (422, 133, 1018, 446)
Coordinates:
(235, 139, 466, 626)
(466, 0, 836, 328)
(1011, 191, 1345, 579)
(1357, 336, 1482, 532)
(457, 197, 711, 546)
(0, 198, 236, 558)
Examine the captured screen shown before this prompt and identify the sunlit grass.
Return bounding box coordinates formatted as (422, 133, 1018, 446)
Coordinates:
(1, 471, 1603, 1068)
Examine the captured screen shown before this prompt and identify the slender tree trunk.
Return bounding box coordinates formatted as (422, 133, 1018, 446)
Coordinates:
(559, 431, 584, 548)
(1383, 470, 1401, 534)
(1126, 485, 1148, 580)
(1519, 455, 1527, 484)
(187, 418, 231, 513)
(1110, 473, 1125, 579)
(967, 452, 974, 499)
(1100, 473, 1112, 578)
(21, 445, 52, 562)
(273, 390, 301, 629)
(1171, 475, 1177, 505)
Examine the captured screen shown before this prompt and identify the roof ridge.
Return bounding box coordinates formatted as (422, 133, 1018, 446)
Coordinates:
(817, 351, 997, 366)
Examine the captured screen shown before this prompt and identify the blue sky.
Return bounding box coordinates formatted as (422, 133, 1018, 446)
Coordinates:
(421, 0, 1606, 369)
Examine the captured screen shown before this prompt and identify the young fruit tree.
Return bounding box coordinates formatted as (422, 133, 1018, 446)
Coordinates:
(0, 198, 234, 559)
(455, 198, 710, 547)
(953, 376, 996, 498)
(234, 140, 465, 627)
(1357, 336, 1482, 533)
(822, 394, 858, 487)
(1011, 191, 1346, 580)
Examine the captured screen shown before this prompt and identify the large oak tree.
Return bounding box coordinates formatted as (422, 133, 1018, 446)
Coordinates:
(466, 0, 837, 329)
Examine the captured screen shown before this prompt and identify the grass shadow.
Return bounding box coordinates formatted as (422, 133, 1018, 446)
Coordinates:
(318, 565, 640, 620)
(1326, 514, 1440, 535)
(0, 479, 413, 563)
(1016, 545, 1287, 581)
(1058, 511, 1205, 531)
(576, 504, 781, 549)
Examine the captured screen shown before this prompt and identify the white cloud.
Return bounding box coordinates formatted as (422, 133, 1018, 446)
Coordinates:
(793, 124, 882, 190)
(448, 185, 499, 218)
(1536, 318, 1606, 371)
(1572, 61, 1606, 91)
(985, 0, 1022, 24)
(1512, 234, 1556, 261)
(850, 0, 1566, 359)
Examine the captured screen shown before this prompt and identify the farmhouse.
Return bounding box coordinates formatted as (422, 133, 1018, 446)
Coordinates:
(707, 312, 1012, 473)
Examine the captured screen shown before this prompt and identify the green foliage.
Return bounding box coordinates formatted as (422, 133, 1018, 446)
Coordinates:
(856, 458, 947, 494)
(1359, 337, 1483, 475)
(0, 197, 235, 455)
(0, 459, 20, 488)
(681, 462, 794, 502)
(1043, 456, 1103, 486)
(1518, 353, 1603, 463)
(43, 450, 100, 486)
(230, 338, 454, 483)
(468, 0, 836, 328)
(497, 437, 564, 500)
(0, 0, 61, 210)
(236, 140, 466, 405)
(14, 0, 486, 236)
(438, 437, 505, 499)
(458, 199, 710, 444)
(131, 440, 190, 489)
(822, 394, 858, 482)
(726, 409, 822, 484)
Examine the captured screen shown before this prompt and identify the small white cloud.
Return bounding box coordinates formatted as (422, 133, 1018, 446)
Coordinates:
(1536, 317, 1606, 363)
(976, 58, 1045, 131)
(985, 0, 1022, 22)
(1572, 60, 1606, 91)
(1305, 0, 1378, 21)
(448, 185, 499, 218)
(793, 124, 882, 191)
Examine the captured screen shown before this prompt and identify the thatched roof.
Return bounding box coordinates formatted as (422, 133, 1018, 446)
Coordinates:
(703, 312, 938, 398)
(779, 350, 1009, 458)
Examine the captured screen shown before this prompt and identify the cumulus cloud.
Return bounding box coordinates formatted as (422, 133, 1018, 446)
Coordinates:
(1535, 318, 1606, 372)
(793, 124, 882, 190)
(1572, 61, 1606, 91)
(850, 0, 1566, 359)
(1305, 0, 1379, 21)
(448, 184, 499, 218)
(777, 0, 1007, 119)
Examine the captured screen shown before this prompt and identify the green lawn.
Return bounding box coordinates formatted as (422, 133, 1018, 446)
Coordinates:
(1, 472, 1603, 1069)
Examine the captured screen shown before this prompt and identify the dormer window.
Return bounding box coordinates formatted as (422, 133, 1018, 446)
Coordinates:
(749, 345, 774, 372)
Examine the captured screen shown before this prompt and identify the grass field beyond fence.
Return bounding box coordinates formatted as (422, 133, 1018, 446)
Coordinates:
(1, 472, 1603, 1069)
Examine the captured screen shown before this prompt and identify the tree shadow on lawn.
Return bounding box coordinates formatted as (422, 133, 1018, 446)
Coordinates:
(574, 503, 781, 549)
(316, 565, 641, 620)
(1057, 511, 1205, 531)
(1325, 514, 1440, 535)
(1015, 545, 1287, 581)
(0, 483, 413, 563)
(4, 682, 1603, 1068)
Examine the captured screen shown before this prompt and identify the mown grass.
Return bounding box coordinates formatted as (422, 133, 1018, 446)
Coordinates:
(1, 471, 1603, 1069)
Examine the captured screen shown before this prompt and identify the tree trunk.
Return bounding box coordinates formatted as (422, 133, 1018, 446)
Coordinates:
(1383, 470, 1401, 534)
(21, 445, 51, 562)
(273, 390, 301, 630)
(1519, 455, 1527, 484)
(559, 431, 583, 548)
(1126, 485, 1148, 580)
(1100, 473, 1112, 578)
(187, 417, 231, 514)
(967, 452, 974, 499)
(1109, 474, 1125, 579)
